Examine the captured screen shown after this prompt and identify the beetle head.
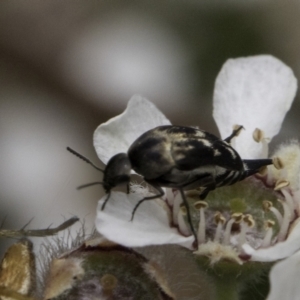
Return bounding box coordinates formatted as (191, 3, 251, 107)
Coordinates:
(103, 153, 132, 192)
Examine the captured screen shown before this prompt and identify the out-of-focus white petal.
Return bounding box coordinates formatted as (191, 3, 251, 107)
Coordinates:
(95, 191, 194, 248)
(213, 55, 297, 159)
(242, 218, 300, 261)
(267, 251, 300, 300)
(94, 95, 171, 164)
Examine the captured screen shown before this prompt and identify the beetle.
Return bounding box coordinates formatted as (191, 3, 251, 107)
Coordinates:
(67, 125, 273, 242)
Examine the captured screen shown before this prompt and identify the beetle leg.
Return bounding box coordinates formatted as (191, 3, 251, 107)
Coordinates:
(223, 125, 244, 143)
(243, 159, 273, 170)
(66, 147, 104, 172)
(130, 186, 165, 221)
(199, 186, 214, 199)
(77, 181, 103, 190)
(101, 191, 112, 210)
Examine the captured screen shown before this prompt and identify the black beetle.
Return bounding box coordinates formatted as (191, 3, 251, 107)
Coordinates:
(67, 125, 272, 241)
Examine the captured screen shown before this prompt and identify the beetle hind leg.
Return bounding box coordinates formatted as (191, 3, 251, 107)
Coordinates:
(243, 159, 273, 170)
(223, 125, 244, 143)
(199, 186, 213, 199)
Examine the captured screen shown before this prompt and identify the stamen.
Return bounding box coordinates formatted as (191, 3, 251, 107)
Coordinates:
(277, 199, 292, 242)
(258, 166, 268, 176)
(262, 200, 283, 225)
(292, 190, 300, 215)
(274, 179, 290, 191)
(266, 165, 275, 186)
(243, 214, 255, 228)
(173, 192, 183, 225)
(266, 157, 285, 186)
(252, 128, 264, 143)
(214, 212, 226, 243)
(252, 128, 269, 158)
(281, 188, 296, 220)
(238, 214, 255, 251)
(261, 220, 275, 248)
(223, 213, 243, 245)
(272, 156, 284, 170)
(194, 201, 208, 244)
(177, 204, 191, 236)
(166, 188, 175, 206)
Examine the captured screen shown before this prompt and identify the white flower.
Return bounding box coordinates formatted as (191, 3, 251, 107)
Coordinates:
(94, 95, 194, 248)
(94, 55, 300, 299)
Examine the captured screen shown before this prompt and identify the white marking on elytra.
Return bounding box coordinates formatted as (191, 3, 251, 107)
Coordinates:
(214, 149, 221, 156)
(199, 139, 212, 147)
(195, 131, 205, 138)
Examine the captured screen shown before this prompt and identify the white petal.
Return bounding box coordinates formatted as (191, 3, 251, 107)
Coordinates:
(95, 191, 194, 248)
(94, 95, 171, 164)
(242, 218, 300, 261)
(267, 251, 300, 300)
(213, 55, 297, 159)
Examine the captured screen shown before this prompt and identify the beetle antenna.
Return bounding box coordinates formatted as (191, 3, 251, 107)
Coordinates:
(101, 191, 111, 210)
(77, 182, 103, 190)
(67, 147, 104, 172)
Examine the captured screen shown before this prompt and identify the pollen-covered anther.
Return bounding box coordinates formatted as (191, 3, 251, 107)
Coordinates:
(252, 128, 264, 143)
(223, 213, 243, 245)
(262, 200, 283, 225)
(243, 214, 255, 228)
(214, 212, 226, 242)
(274, 179, 290, 191)
(177, 204, 191, 236)
(194, 201, 208, 244)
(232, 212, 243, 223)
(214, 211, 226, 225)
(252, 128, 270, 157)
(261, 220, 275, 248)
(194, 200, 208, 210)
(262, 200, 272, 212)
(265, 219, 275, 228)
(272, 156, 284, 170)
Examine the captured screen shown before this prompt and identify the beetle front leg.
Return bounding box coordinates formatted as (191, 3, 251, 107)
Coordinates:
(223, 125, 244, 143)
(130, 186, 165, 221)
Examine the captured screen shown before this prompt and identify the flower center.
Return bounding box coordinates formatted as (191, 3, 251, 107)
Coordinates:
(166, 170, 298, 262)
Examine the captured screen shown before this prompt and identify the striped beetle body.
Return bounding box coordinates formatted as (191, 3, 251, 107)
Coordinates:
(127, 125, 262, 198)
(68, 125, 273, 242)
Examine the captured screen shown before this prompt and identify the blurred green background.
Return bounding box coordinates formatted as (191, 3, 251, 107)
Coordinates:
(0, 1, 299, 291)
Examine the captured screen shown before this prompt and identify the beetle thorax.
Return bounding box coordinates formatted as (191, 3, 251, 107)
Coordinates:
(103, 153, 132, 192)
